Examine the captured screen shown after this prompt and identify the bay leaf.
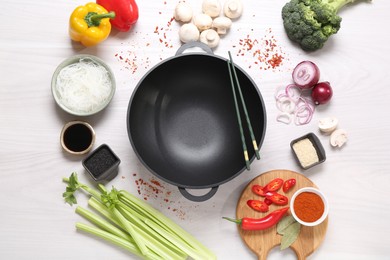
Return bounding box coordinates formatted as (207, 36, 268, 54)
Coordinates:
(280, 221, 301, 250)
(277, 215, 296, 235)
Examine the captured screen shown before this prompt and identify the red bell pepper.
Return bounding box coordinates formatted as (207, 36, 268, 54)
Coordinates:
(97, 0, 139, 32)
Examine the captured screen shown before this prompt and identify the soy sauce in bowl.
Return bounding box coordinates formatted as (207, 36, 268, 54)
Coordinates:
(61, 121, 95, 155)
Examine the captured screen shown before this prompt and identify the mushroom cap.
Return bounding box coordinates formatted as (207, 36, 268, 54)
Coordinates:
(179, 23, 200, 43)
(174, 2, 193, 23)
(200, 29, 220, 48)
(330, 129, 348, 148)
(212, 16, 232, 34)
(318, 117, 339, 133)
(193, 13, 213, 31)
(224, 0, 243, 19)
(202, 0, 222, 18)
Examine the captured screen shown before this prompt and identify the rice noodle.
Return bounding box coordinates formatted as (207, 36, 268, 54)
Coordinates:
(55, 58, 112, 114)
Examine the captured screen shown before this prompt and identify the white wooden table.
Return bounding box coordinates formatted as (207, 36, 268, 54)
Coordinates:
(1, 0, 389, 259)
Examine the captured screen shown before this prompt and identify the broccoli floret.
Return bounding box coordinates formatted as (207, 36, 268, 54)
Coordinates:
(282, 0, 368, 51)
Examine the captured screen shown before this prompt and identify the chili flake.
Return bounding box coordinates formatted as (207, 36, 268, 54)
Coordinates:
(233, 28, 288, 72)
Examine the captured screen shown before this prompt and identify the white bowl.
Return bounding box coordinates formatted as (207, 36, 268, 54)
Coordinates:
(51, 54, 116, 116)
(290, 187, 329, 226)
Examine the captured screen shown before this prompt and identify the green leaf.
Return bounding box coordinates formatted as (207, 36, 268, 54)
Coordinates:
(280, 221, 301, 250)
(62, 172, 81, 206)
(63, 191, 77, 206)
(277, 215, 296, 235)
(101, 187, 120, 209)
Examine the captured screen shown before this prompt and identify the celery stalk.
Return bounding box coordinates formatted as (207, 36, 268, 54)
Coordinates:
(75, 223, 163, 260)
(117, 205, 187, 260)
(88, 198, 186, 259)
(119, 191, 216, 259)
(63, 173, 216, 260)
(88, 197, 122, 227)
(111, 206, 149, 256)
(144, 219, 207, 260)
(75, 206, 131, 242)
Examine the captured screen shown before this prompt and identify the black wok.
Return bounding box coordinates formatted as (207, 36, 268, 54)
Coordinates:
(127, 42, 266, 202)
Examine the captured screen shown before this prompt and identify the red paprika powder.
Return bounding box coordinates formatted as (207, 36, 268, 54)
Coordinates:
(293, 192, 324, 222)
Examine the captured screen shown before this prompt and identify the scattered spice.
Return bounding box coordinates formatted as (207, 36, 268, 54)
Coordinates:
(130, 173, 191, 220)
(233, 28, 288, 72)
(153, 16, 176, 49)
(114, 45, 152, 75)
(293, 192, 324, 223)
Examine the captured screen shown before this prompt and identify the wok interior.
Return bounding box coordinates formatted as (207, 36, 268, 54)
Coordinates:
(128, 55, 266, 187)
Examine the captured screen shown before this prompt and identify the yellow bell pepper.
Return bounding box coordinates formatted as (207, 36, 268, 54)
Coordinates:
(69, 2, 115, 47)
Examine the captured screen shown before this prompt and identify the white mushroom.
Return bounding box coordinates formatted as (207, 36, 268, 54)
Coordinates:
(212, 16, 232, 35)
(330, 129, 348, 148)
(174, 2, 193, 23)
(202, 0, 221, 18)
(179, 23, 200, 43)
(199, 29, 220, 48)
(318, 117, 339, 134)
(193, 13, 213, 31)
(223, 0, 243, 19)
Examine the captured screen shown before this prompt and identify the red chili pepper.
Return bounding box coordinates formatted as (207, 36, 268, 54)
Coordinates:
(247, 199, 269, 212)
(223, 207, 289, 231)
(266, 192, 289, 205)
(283, 178, 296, 193)
(264, 197, 273, 206)
(251, 184, 267, 196)
(264, 178, 284, 192)
(97, 0, 139, 32)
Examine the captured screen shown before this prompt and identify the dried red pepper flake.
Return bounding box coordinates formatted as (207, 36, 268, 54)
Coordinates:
(233, 28, 288, 72)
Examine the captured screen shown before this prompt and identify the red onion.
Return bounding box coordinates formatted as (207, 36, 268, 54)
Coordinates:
(311, 81, 333, 105)
(292, 61, 320, 89)
(274, 84, 315, 125)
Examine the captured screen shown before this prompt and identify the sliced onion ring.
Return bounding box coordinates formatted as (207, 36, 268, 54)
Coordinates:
(276, 96, 296, 114)
(274, 84, 315, 125)
(276, 112, 292, 124)
(285, 84, 301, 103)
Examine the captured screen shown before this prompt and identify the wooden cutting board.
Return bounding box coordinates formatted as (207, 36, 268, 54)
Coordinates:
(236, 169, 328, 260)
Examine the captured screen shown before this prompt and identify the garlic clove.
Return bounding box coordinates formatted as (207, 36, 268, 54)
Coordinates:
(318, 117, 338, 133)
(330, 129, 348, 148)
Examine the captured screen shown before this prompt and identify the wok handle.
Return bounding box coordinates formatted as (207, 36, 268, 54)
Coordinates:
(178, 186, 219, 202)
(175, 41, 213, 56)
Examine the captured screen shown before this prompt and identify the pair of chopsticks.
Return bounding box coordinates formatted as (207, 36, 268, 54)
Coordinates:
(227, 51, 260, 171)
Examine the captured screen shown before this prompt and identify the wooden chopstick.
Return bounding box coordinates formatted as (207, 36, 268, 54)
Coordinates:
(227, 59, 250, 170)
(227, 51, 260, 164)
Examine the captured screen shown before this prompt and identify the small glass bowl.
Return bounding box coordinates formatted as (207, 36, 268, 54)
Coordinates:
(290, 187, 329, 226)
(51, 54, 116, 116)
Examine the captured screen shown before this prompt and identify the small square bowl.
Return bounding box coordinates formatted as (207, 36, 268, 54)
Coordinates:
(82, 144, 121, 182)
(290, 132, 326, 170)
(290, 187, 329, 226)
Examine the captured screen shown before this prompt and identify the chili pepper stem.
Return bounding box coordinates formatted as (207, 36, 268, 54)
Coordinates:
(85, 12, 116, 27)
(222, 217, 242, 225)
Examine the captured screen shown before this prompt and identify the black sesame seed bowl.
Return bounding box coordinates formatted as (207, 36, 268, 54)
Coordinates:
(82, 144, 121, 182)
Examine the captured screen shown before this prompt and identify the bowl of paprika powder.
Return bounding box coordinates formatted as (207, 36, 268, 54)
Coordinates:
(290, 187, 329, 226)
